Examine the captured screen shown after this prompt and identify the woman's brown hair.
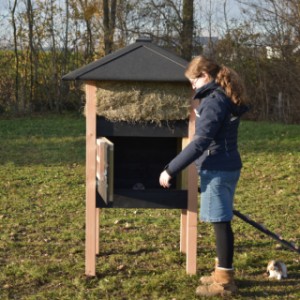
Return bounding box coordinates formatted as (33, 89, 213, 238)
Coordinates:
(184, 55, 247, 105)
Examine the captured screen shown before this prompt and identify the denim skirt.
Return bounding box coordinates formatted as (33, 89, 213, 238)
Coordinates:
(199, 169, 241, 222)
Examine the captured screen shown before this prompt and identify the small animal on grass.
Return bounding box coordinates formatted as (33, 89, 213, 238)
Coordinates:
(266, 260, 287, 280)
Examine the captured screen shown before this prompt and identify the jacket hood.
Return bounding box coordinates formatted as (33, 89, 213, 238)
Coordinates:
(193, 80, 217, 100)
(193, 80, 249, 117)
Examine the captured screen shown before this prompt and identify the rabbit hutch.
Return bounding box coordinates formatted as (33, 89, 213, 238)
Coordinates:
(62, 38, 198, 276)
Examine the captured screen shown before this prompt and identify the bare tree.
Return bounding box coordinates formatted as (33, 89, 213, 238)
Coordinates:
(235, 0, 300, 122)
(181, 0, 194, 60)
(103, 0, 117, 54)
(76, 0, 97, 60)
(26, 0, 34, 110)
(11, 0, 19, 112)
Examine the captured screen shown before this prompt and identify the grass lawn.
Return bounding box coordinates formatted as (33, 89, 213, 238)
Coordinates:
(0, 113, 299, 300)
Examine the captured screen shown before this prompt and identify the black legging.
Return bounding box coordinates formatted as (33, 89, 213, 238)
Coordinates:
(213, 221, 234, 269)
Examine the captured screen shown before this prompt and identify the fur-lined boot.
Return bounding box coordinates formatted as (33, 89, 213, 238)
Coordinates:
(196, 268, 238, 297)
(199, 258, 219, 285)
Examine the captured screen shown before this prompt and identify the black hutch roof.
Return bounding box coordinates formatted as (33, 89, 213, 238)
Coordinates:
(62, 38, 189, 82)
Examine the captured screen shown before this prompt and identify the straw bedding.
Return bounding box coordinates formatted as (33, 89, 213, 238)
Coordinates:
(94, 81, 191, 123)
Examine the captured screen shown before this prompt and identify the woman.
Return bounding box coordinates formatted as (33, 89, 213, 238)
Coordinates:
(159, 56, 248, 297)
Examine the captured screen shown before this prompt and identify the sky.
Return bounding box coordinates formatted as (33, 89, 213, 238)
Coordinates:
(0, 0, 10, 16)
(0, 0, 247, 42)
(0, 0, 245, 21)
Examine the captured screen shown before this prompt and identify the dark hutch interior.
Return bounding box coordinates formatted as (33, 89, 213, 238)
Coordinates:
(96, 117, 189, 208)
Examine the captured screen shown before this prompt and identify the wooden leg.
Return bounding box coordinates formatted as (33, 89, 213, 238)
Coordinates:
(96, 208, 100, 255)
(186, 107, 198, 275)
(85, 82, 97, 276)
(186, 164, 198, 275)
(180, 137, 189, 255)
(180, 209, 187, 254)
(85, 191, 97, 276)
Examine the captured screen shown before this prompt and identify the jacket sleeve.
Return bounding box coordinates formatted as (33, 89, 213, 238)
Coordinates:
(165, 97, 227, 177)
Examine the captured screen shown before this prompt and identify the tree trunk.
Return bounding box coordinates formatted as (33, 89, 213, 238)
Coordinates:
(26, 0, 34, 111)
(103, 0, 117, 55)
(181, 0, 194, 61)
(11, 0, 19, 113)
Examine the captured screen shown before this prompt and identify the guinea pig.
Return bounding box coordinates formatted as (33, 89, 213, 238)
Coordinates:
(266, 260, 287, 280)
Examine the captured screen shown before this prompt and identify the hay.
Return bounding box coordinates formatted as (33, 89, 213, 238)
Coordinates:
(94, 81, 191, 123)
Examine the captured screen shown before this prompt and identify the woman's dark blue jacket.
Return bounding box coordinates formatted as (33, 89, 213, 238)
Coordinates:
(165, 81, 248, 177)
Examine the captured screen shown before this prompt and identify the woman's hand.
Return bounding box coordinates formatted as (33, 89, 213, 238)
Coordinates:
(159, 170, 172, 188)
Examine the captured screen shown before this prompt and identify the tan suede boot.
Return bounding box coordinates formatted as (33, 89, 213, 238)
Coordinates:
(196, 268, 238, 297)
(199, 258, 219, 285)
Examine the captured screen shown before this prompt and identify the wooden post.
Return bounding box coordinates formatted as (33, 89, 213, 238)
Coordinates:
(85, 82, 97, 276)
(96, 142, 100, 255)
(180, 209, 187, 254)
(186, 108, 198, 275)
(180, 137, 189, 254)
(96, 208, 100, 255)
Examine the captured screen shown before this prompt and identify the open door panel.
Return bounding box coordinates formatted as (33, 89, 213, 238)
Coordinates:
(96, 137, 114, 205)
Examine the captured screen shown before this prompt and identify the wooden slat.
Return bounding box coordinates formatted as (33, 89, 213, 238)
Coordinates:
(96, 140, 100, 179)
(96, 137, 114, 205)
(85, 82, 97, 276)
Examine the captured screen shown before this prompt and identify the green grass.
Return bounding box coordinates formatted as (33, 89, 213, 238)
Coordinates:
(0, 114, 299, 299)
